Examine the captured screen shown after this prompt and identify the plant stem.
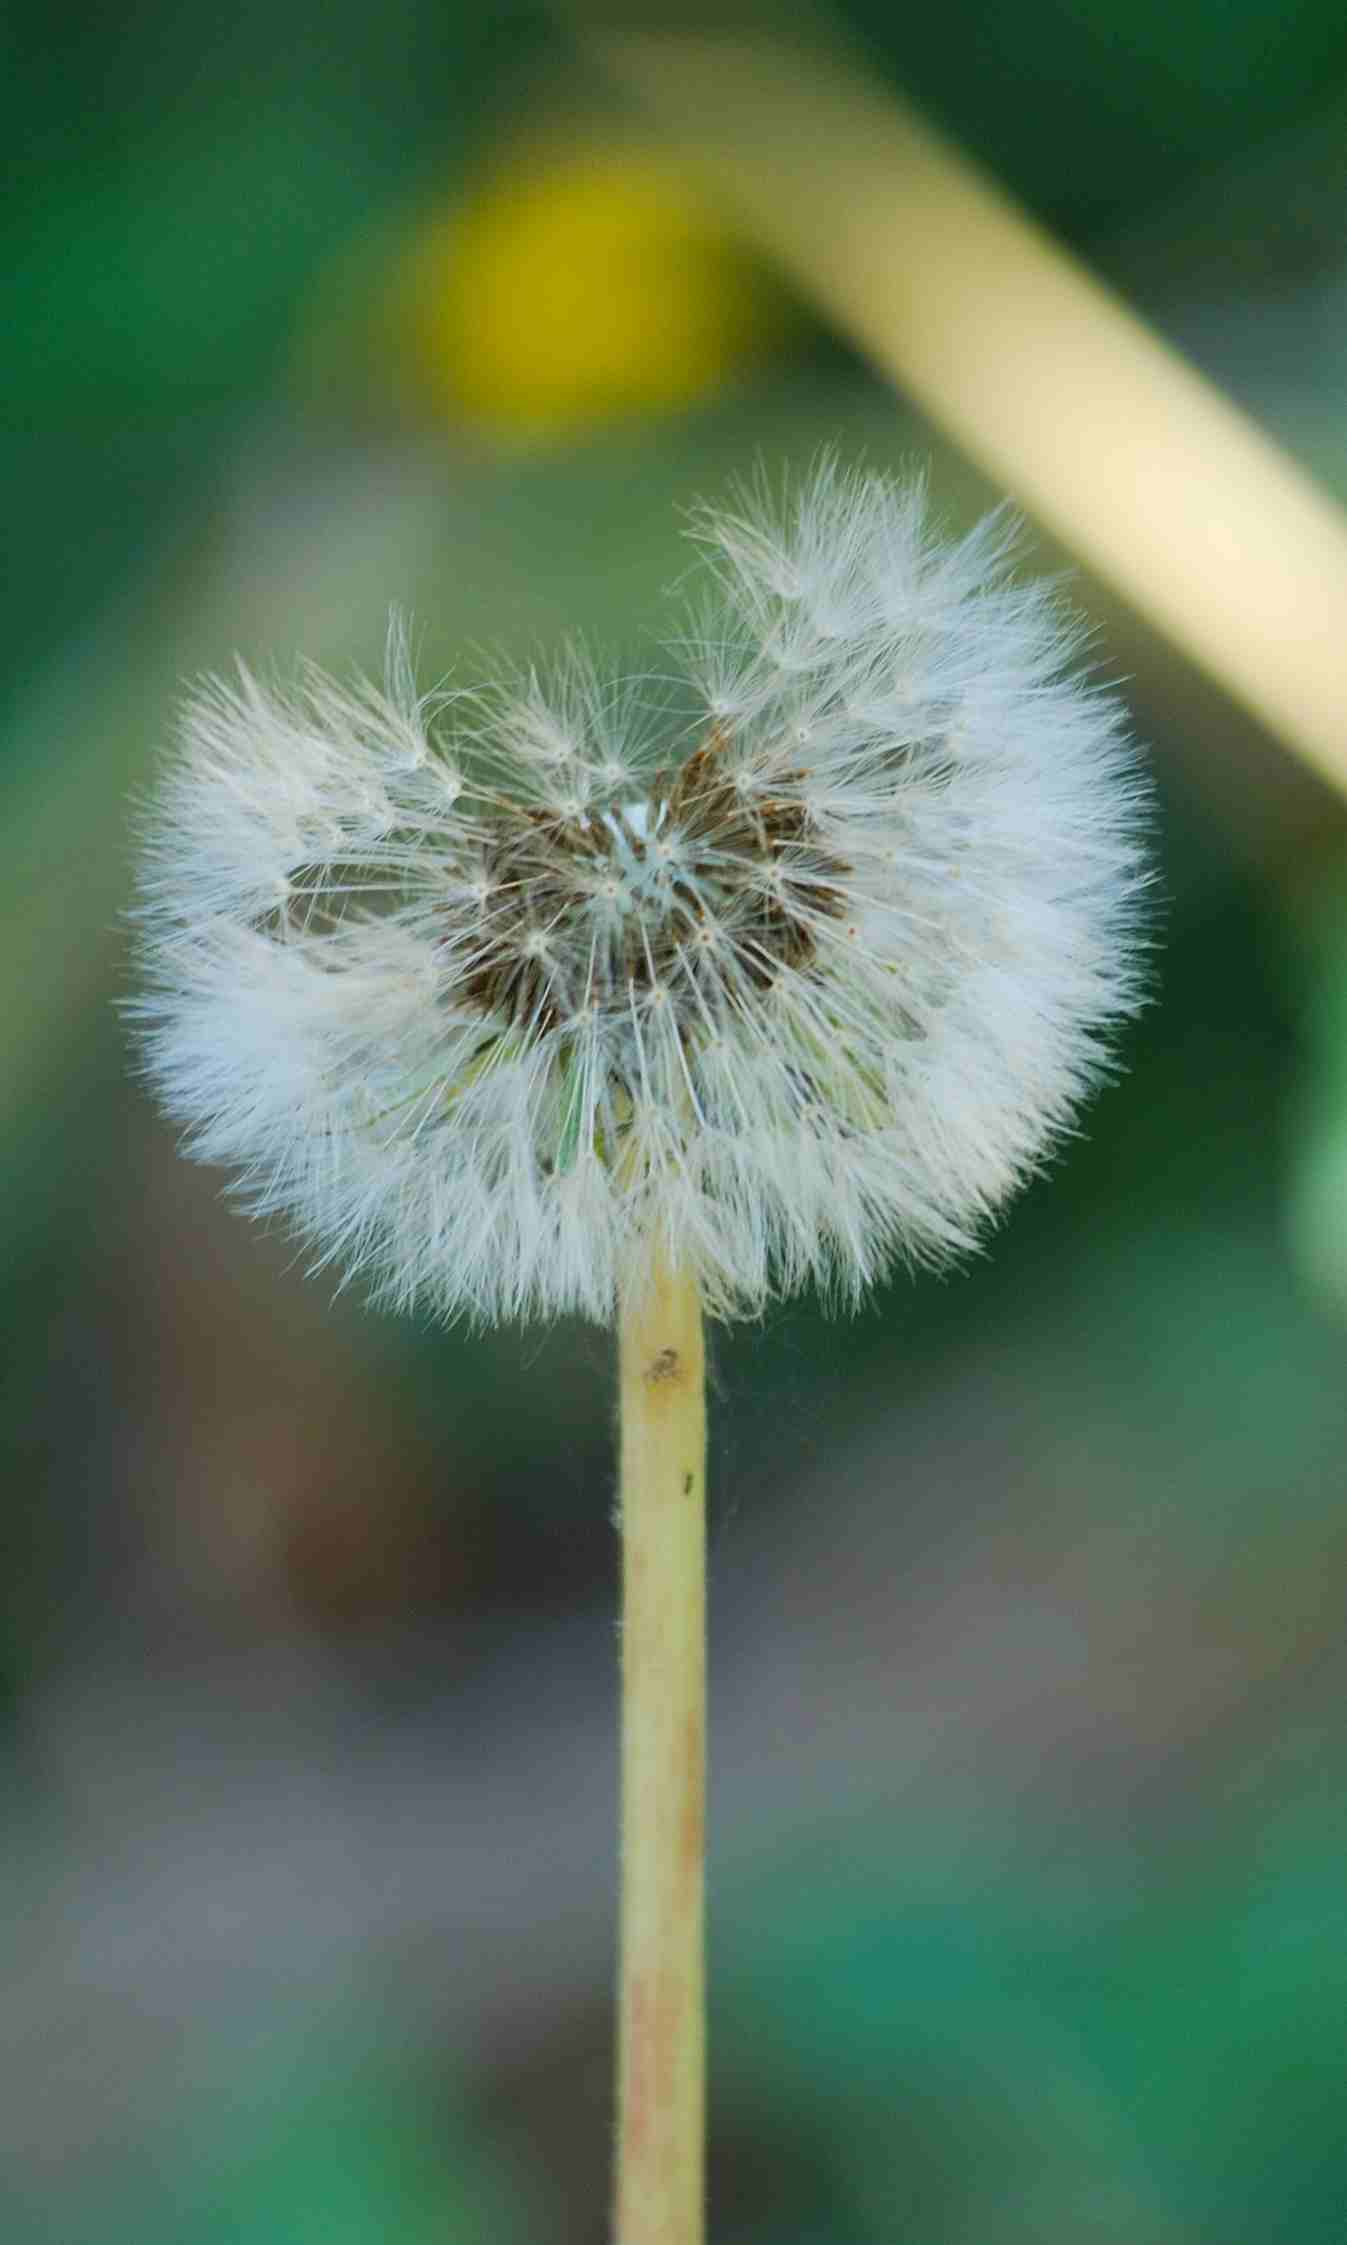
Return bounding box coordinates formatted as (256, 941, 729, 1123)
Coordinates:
(578, 18, 1347, 800)
(615, 1254, 706, 2245)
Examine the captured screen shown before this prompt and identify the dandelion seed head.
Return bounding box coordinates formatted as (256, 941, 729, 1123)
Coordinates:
(132, 464, 1149, 1324)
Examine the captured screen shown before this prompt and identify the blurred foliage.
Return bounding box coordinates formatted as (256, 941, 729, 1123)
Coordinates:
(6, 2046, 534, 2245)
(849, 0, 1347, 238)
(6, 0, 1347, 2240)
(1285, 869, 1347, 1317)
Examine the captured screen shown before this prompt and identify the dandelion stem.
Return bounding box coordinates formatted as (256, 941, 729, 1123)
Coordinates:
(615, 1253, 706, 2245)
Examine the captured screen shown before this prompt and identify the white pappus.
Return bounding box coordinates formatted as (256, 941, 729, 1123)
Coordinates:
(132, 462, 1149, 1323)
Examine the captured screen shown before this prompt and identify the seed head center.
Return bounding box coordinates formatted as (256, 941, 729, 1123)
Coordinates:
(456, 728, 848, 1035)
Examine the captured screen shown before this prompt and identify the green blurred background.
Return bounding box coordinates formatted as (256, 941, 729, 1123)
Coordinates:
(6, 3, 1347, 2239)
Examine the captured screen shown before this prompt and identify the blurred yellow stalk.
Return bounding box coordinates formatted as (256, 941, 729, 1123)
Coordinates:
(578, 24, 1347, 799)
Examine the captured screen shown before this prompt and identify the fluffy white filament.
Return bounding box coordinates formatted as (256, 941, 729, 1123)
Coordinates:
(133, 463, 1148, 1323)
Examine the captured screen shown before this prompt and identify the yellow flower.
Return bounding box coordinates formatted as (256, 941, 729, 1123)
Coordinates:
(396, 135, 795, 444)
